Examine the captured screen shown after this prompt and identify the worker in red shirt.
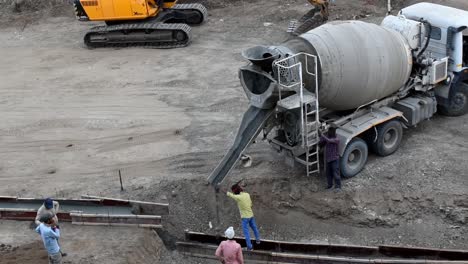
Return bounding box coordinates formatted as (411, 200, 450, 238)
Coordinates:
(215, 226, 244, 264)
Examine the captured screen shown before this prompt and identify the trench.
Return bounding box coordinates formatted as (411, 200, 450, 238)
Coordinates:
(136, 176, 468, 252)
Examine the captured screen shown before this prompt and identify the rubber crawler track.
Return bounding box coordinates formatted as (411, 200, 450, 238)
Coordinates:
(294, 13, 326, 35)
(82, 3, 208, 49)
(84, 23, 192, 49)
(172, 3, 209, 24)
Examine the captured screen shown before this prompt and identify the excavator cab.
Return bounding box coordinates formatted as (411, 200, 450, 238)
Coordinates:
(73, 0, 207, 48)
(74, 0, 176, 21)
(313, 0, 329, 18)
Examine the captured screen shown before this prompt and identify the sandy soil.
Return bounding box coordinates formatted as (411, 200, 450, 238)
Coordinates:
(0, 221, 175, 264)
(0, 0, 467, 263)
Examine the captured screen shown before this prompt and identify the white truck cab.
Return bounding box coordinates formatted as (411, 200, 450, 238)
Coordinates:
(399, 2, 468, 116)
(401, 2, 468, 72)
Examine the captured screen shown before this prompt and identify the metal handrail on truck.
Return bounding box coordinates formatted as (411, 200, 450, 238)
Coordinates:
(273, 53, 321, 176)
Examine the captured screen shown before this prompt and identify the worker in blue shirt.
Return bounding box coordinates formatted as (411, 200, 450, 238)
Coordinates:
(36, 214, 62, 264)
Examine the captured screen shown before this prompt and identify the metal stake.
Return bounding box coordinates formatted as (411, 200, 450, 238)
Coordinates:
(119, 170, 124, 191)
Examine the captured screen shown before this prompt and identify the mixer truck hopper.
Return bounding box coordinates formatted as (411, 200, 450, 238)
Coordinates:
(208, 3, 468, 186)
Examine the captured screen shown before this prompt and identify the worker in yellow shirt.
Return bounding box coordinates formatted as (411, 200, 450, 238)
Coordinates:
(227, 183, 261, 250)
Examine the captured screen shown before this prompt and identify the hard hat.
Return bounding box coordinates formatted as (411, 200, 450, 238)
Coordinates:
(225, 226, 235, 239)
(44, 198, 54, 209)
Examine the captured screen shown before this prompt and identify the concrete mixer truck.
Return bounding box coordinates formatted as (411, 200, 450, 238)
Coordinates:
(208, 3, 468, 185)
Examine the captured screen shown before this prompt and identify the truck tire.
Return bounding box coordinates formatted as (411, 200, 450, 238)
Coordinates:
(439, 82, 468, 116)
(370, 120, 403, 156)
(340, 138, 368, 178)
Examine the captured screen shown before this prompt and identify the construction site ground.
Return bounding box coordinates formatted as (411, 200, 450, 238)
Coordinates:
(0, 0, 467, 263)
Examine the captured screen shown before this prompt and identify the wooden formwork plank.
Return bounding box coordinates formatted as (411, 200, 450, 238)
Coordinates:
(379, 245, 468, 261)
(176, 242, 468, 264)
(0, 195, 167, 229)
(185, 231, 379, 257)
(181, 231, 468, 262)
(81, 195, 169, 215)
(0, 208, 72, 221)
(70, 212, 162, 227)
(0, 196, 19, 202)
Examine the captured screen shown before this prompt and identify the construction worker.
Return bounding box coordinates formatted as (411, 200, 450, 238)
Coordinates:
(226, 183, 261, 250)
(35, 198, 67, 257)
(215, 226, 244, 264)
(36, 213, 62, 264)
(319, 125, 341, 189)
(35, 198, 60, 227)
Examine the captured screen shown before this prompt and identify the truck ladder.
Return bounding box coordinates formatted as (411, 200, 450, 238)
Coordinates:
(304, 98, 320, 176)
(274, 53, 320, 176)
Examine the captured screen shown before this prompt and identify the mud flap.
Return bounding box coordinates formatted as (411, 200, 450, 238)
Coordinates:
(207, 106, 274, 186)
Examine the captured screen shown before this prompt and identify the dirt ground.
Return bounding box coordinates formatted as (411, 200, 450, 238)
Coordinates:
(0, 0, 467, 263)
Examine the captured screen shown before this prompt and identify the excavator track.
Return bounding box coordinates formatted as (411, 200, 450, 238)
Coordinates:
(84, 23, 192, 49)
(170, 3, 209, 25)
(293, 12, 327, 35)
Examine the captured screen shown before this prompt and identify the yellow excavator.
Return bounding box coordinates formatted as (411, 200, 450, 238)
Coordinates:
(293, 0, 329, 35)
(73, 0, 208, 48)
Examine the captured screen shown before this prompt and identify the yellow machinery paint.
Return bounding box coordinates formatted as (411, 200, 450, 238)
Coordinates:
(78, 0, 180, 21)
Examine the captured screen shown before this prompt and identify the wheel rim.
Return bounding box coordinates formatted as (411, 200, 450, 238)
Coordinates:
(174, 31, 186, 41)
(383, 127, 398, 149)
(451, 92, 467, 112)
(347, 148, 362, 170)
(342, 138, 368, 178)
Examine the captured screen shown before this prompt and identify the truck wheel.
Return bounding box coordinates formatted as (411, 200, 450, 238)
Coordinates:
(439, 82, 468, 116)
(370, 120, 403, 156)
(340, 138, 368, 178)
